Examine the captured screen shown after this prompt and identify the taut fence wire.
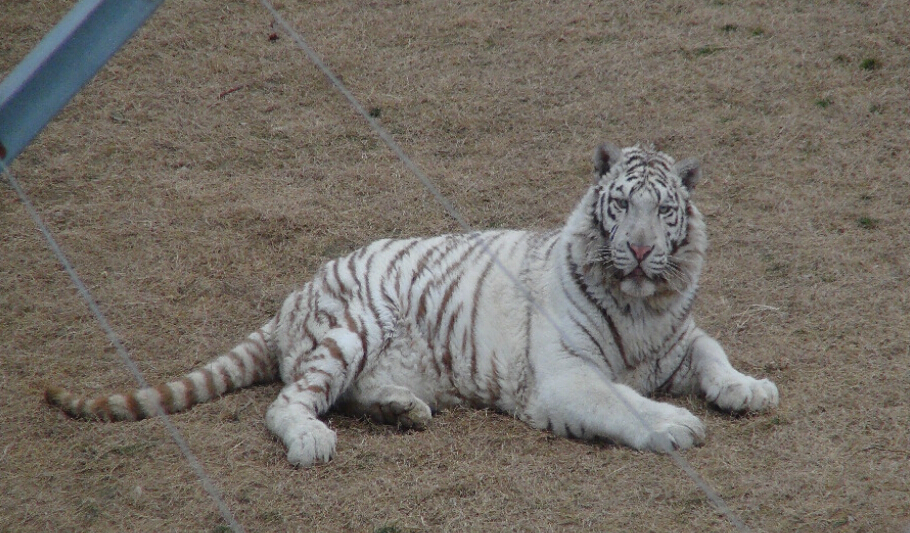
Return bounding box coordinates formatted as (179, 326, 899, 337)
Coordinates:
(1, 159, 246, 533)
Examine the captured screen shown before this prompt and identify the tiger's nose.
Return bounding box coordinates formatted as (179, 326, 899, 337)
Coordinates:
(628, 243, 653, 262)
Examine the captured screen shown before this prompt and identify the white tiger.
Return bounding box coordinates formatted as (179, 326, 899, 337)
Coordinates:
(46, 142, 779, 467)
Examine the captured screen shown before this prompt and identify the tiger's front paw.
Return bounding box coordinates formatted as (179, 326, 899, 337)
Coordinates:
(285, 418, 337, 467)
(707, 376, 779, 413)
(640, 404, 706, 453)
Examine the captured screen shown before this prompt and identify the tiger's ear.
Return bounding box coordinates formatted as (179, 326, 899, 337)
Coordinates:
(593, 142, 624, 183)
(674, 158, 701, 191)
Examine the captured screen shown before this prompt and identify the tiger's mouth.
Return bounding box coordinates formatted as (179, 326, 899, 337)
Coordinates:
(628, 266, 648, 281)
(615, 266, 652, 282)
(612, 266, 661, 298)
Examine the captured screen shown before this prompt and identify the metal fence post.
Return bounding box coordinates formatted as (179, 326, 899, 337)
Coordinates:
(0, 0, 164, 166)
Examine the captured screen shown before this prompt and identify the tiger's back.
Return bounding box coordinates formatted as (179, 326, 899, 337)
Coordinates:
(278, 229, 559, 418)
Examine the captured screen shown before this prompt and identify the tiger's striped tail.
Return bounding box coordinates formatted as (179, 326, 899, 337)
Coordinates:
(45, 318, 280, 422)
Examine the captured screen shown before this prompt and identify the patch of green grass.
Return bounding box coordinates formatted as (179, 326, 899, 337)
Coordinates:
(257, 510, 283, 524)
(769, 415, 790, 426)
(857, 216, 879, 229)
(859, 57, 879, 70)
(758, 414, 792, 431)
(80, 501, 101, 524)
(719, 24, 738, 33)
(110, 442, 154, 456)
(375, 525, 401, 533)
(815, 97, 833, 108)
(695, 45, 724, 56)
(868, 103, 883, 114)
(766, 262, 788, 277)
(751, 27, 766, 36)
(584, 35, 617, 45)
(368, 106, 382, 118)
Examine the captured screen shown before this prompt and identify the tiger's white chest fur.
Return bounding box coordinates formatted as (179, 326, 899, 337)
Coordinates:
(46, 142, 779, 467)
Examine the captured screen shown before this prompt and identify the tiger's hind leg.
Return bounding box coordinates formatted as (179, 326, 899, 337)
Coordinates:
(265, 327, 367, 467)
(339, 383, 433, 430)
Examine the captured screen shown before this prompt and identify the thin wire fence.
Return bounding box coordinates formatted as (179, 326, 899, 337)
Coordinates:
(260, 1, 752, 531)
(0, 161, 245, 533)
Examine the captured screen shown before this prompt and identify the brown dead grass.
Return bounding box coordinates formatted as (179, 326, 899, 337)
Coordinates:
(3, 0, 910, 531)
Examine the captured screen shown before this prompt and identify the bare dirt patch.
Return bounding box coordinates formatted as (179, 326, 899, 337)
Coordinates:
(2, 0, 909, 531)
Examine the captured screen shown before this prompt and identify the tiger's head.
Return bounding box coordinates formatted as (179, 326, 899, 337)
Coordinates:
(588, 142, 704, 300)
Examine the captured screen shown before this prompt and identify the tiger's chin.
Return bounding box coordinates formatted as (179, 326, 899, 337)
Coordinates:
(619, 276, 658, 298)
(615, 265, 674, 299)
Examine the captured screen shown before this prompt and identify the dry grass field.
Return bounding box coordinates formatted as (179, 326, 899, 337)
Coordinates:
(2, 0, 909, 531)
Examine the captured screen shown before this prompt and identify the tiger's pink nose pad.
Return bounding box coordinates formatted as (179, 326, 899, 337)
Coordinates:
(629, 243, 653, 262)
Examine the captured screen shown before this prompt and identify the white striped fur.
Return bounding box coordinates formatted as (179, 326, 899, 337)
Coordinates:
(46, 142, 779, 466)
